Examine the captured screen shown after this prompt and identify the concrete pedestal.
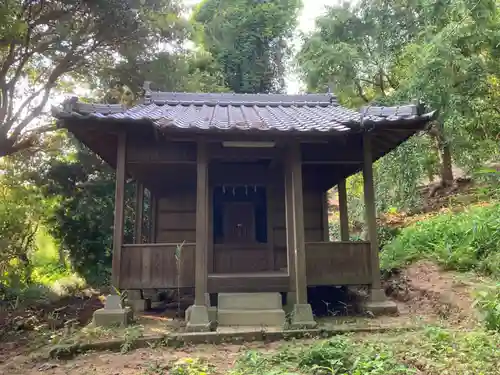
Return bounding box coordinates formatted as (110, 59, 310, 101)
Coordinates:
(363, 288, 398, 316)
(290, 304, 317, 329)
(93, 295, 133, 327)
(217, 293, 286, 328)
(185, 305, 211, 332)
(126, 290, 142, 300)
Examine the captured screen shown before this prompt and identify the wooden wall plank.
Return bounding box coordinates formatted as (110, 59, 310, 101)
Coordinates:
(158, 193, 196, 212)
(120, 244, 195, 289)
(157, 212, 196, 230)
(305, 242, 372, 285)
(214, 244, 270, 273)
(156, 230, 196, 243)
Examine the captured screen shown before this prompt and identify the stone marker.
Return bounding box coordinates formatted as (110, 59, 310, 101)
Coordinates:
(105, 295, 122, 309)
(93, 294, 133, 327)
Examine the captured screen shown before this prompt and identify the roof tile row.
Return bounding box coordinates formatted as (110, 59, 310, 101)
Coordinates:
(54, 92, 431, 134)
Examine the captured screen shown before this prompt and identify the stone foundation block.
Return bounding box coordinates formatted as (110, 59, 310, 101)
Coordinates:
(93, 307, 133, 327)
(218, 309, 285, 327)
(93, 295, 133, 327)
(208, 306, 217, 323)
(218, 292, 281, 310)
(126, 290, 142, 300)
(186, 305, 211, 332)
(363, 289, 398, 316)
(290, 303, 317, 329)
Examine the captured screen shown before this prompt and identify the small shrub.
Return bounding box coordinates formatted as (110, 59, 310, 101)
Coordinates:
(120, 325, 144, 353)
(298, 337, 353, 372)
(473, 284, 500, 332)
(169, 358, 213, 375)
(50, 274, 86, 297)
(377, 225, 401, 249)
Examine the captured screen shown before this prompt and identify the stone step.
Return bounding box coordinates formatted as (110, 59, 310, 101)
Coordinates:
(217, 309, 286, 327)
(218, 292, 282, 310)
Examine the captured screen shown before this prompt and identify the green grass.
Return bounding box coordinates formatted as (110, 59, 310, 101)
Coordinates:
(380, 202, 500, 275)
(224, 327, 500, 375)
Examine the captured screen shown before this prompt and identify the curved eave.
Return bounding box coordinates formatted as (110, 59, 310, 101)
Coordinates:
(54, 109, 436, 189)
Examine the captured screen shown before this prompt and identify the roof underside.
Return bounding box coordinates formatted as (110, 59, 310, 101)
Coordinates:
(53, 92, 435, 190)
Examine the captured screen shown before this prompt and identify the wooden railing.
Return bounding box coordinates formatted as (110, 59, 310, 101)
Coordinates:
(305, 242, 372, 285)
(119, 243, 195, 289)
(118, 241, 372, 289)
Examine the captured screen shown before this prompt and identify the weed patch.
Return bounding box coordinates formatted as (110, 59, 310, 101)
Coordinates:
(381, 203, 500, 274)
(473, 284, 500, 331)
(231, 336, 415, 374)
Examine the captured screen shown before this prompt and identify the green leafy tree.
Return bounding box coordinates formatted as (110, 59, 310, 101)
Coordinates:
(34, 136, 135, 286)
(193, 0, 302, 93)
(298, 0, 500, 213)
(100, 50, 228, 101)
(0, 0, 185, 157)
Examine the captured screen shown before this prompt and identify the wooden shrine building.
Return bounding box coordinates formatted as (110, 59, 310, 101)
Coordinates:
(53, 87, 434, 330)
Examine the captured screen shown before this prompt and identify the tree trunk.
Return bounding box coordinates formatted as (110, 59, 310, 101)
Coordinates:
(58, 245, 66, 267)
(429, 123, 454, 186)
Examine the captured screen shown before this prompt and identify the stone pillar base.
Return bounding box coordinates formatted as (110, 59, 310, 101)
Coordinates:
(126, 289, 142, 300)
(142, 289, 160, 302)
(363, 288, 398, 316)
(93, 307, 133, 327)
(290, 303, 317, 329)
(185, 305, 211, 332)
(128, 298, 151, 313)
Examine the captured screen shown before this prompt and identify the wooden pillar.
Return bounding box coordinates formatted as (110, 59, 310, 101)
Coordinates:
(284, 162, 296, 298)
(150, 193, 157, 243)
(207, 186, 214, 273)
(266, 182, 275, 270)
(362, 133, 381, 289)
(322, 191, 330, 242)
(112, 132, 126, 288)
(338, 179, 350, 241)
(194, 141, 209, 306)
(134, 182, 144, 244)
(289, 143, 308, 305)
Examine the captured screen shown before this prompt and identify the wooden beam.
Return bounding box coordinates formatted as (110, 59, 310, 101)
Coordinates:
(127, 160, 196, 165)
(338, 179, 349, 241)
(195, 141, 209, 305)
(208, 144, 278, 160)
(134, 182, 144, 244)
(289, 143, 308, 305)
(302, 161, 363, 165)
(362, 133, 381, 289)
(112, 132, 127, 288)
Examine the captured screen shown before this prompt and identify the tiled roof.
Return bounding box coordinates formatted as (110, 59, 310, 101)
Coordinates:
(53, 92, 433, 134)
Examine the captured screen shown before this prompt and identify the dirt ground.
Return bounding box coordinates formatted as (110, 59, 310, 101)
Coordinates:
(0, 261, 484, 375)
(384, 261, 480, 325)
